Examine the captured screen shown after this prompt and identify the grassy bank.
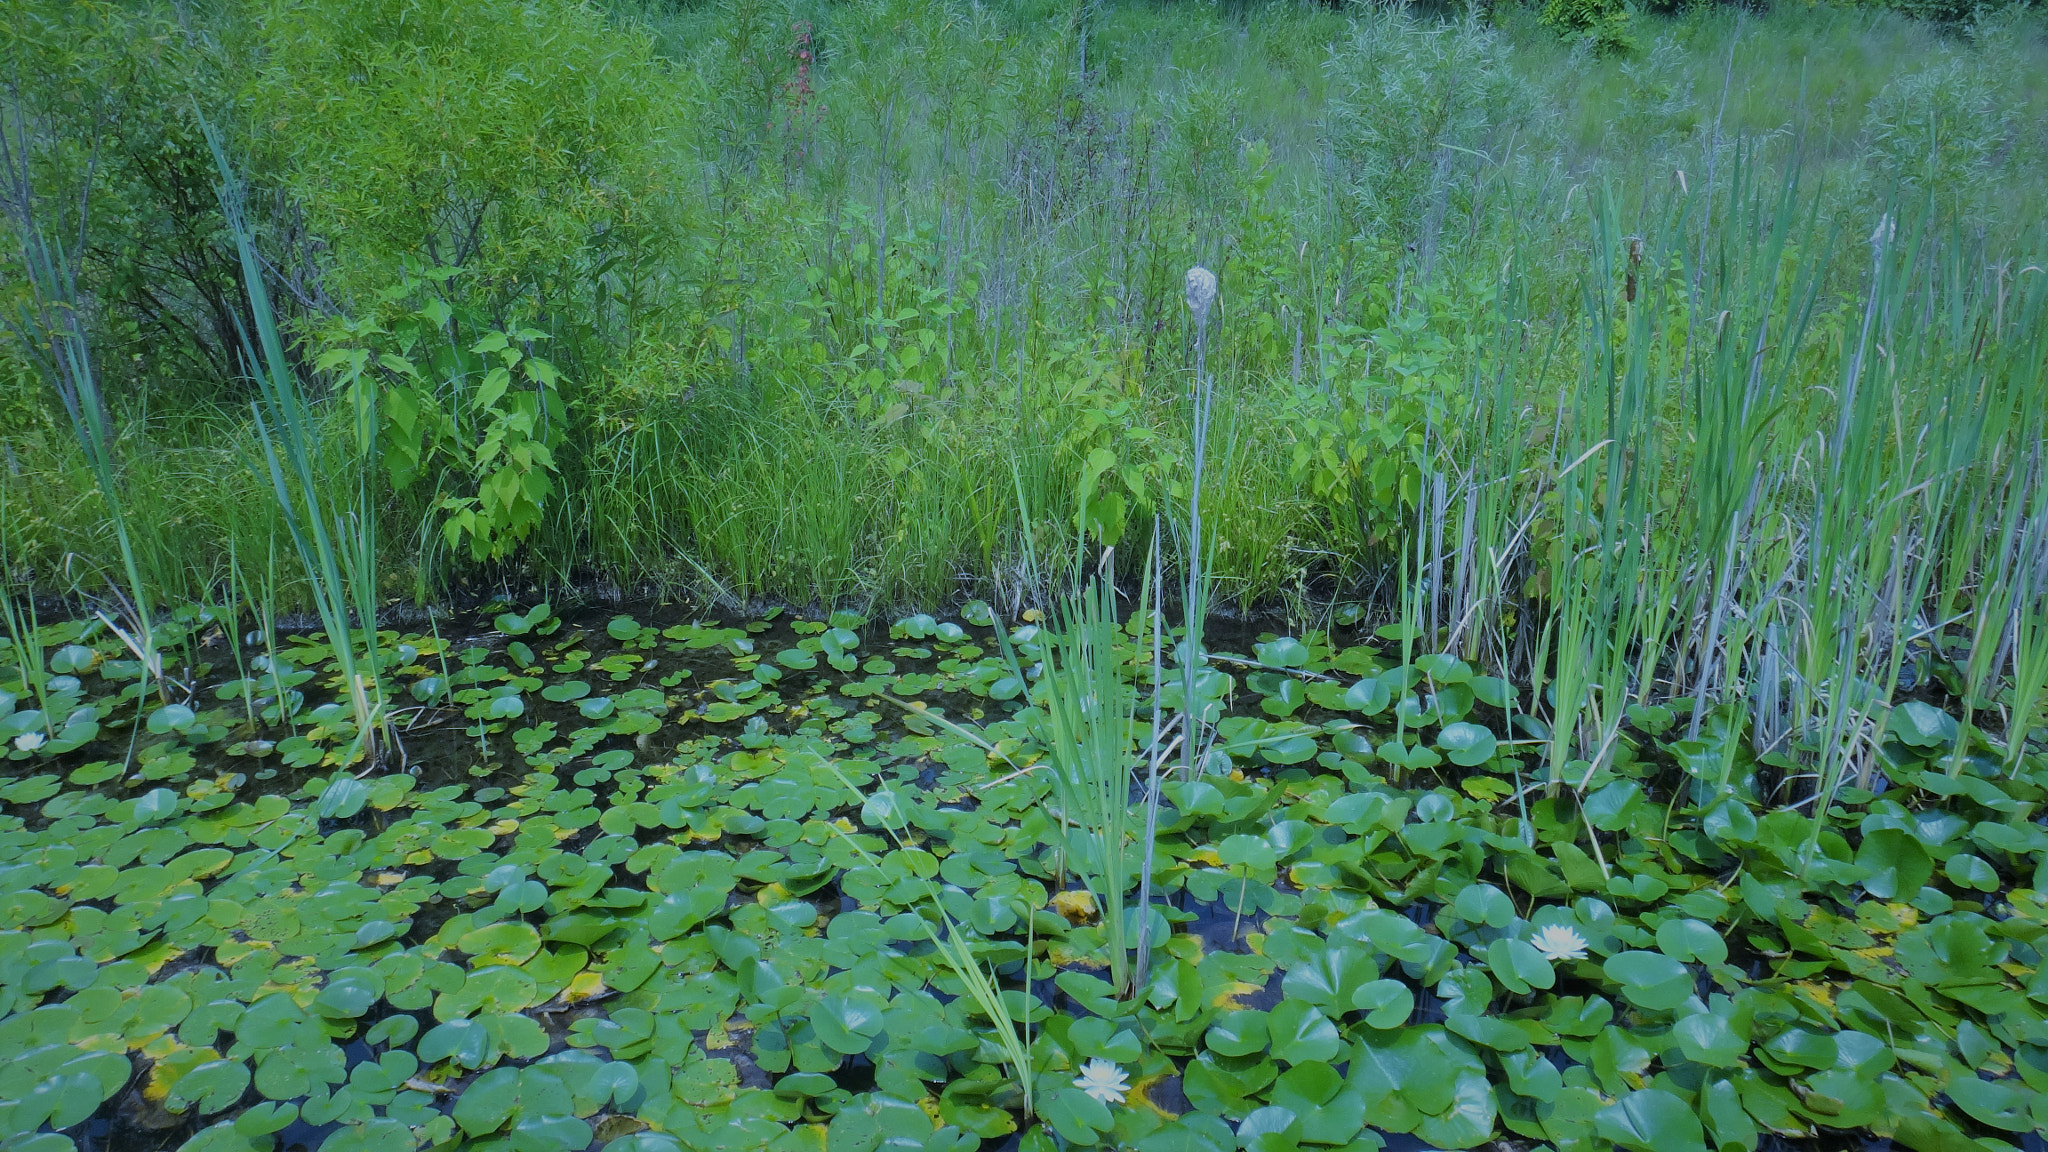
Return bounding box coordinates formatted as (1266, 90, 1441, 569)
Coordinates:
(2, 0, 2043, 609)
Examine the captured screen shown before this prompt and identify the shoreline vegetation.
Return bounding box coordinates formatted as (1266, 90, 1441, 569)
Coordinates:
(4, 1, 2048, 1151)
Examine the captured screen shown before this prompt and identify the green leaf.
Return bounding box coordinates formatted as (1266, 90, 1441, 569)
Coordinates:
(1205, 1010, 1270, 1057)
(1452, 882, 1514, 928)
(813, 992, 888, 1054)
(354, 919, 407, 949)
(312, 968, 384, 1019)
(1947, 1075, 2031, 1131)
(1280, 946, 1377, 1011)
(1654, 918, 1727, 966)
(512, 1112, 593, 1151)
(1855, 828, 1932, 900)
(1583, 780, 1643, 832)
(131, 787, 180, 823)
(603, 1135, 685, 1152)
(1594, 1088, 1708, 1152)
(1758, 1028, 1836, 1071)
(1944, 853, 2000, 892)
(1268, 1000, 1342, 1064)
(1446, 1013, 1530, 1051)
(319, 1118, 417, 1152)
(1436, 722, 1497, 767)
(420, 1019, 492, 1069)
(1342, 678, 1391, 715)
(235, 1100, 300, 1138)
(1486, 937, 1555, 994)
(170, 1059, 252, 1115)
(542, 680, 591, 702)
(318, 776, 369, 819)
(1413, 1069, 1498, 1150)
(366, 1014, 419, 1049)
(148, 703, 197, 733)
(1602, 951, 1693, 1011)
(26, 1070, 111, 1130)
(460, 922, 543, 967)
(1888, 701, 1957, 748)
(453, 1066, 523, 1136)
(1237, 1104, 1301, 1152)
(1255, 637, 1311, 668)
(1351, 979, 1414, 1029)
(1699, 1075, 1756, 1152)
(437, 966, 539, 1019)
(1672, 1011, 1744, 1067)
(1219, 834, 1279, 871)
(1044, 1086, 1114, 1144)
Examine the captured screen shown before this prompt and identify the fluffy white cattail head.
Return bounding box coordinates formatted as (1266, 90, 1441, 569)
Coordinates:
(1185, 266, 1217, 326)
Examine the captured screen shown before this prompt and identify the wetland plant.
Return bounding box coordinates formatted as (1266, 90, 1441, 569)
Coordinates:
(1, 97, 162, 697)
(1028, 576, 1145, 998)
(208, 121, 392, 767)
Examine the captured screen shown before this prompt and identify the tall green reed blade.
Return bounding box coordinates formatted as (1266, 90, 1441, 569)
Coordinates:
(1581, 205, 1670, 790)
(1443, 267, 1537, 670)
(1793, 209, 1958, 844)
(2010, 511, 2048, 769)
(0, 100, 162, 698)
(1132, 518, 1173, 993)
(1950, 263, 2048, 772)
(2001, 346, 2048, 768)
(1540, 190, 1665, 801)
(0, 541, 59, 747)
(1942, 395, 2024, 776)
(1677, 164, 1822, 741)
(1000, 446, 1150, 999)
(1032, 577, 1142, 996)
(204, 116, 390, 768)
(1534, 439, 1609, 800)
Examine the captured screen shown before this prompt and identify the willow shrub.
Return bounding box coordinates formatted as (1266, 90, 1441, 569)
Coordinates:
(252, 0, 692, 365)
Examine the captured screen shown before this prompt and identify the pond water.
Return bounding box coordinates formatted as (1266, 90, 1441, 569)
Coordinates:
(0, 598, 2040, 1152)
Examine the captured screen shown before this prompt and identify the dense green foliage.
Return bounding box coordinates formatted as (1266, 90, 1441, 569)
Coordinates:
(6, 601, 2048, 1152)
(3, 0, 2044, 609)
(5, 3, 2048, 1148)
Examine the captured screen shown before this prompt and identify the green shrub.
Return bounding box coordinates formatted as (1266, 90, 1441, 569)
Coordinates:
(1323, 6, 1545, 262)
(0, 0, 259, 405)
(1539, 0, 1638, 55)
(253, 0, 688, 361)
(1859, 13, 2034, 225)
(314, 270, 569, 566)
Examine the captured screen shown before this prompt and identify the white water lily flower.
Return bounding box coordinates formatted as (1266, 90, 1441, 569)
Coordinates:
(1530, 924, 1588, 962)
(13, 731, 46, 752)
(1073, 1058, 1130, 1106)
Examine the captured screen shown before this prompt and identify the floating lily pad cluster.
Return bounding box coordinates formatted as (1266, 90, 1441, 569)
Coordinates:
(2, 603, 2047, 1152)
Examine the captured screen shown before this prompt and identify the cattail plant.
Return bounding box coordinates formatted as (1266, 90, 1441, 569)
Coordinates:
(1, 96, 163, 700)
(1178, 265, 1219, 782)
(206, 117, 393, 769)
